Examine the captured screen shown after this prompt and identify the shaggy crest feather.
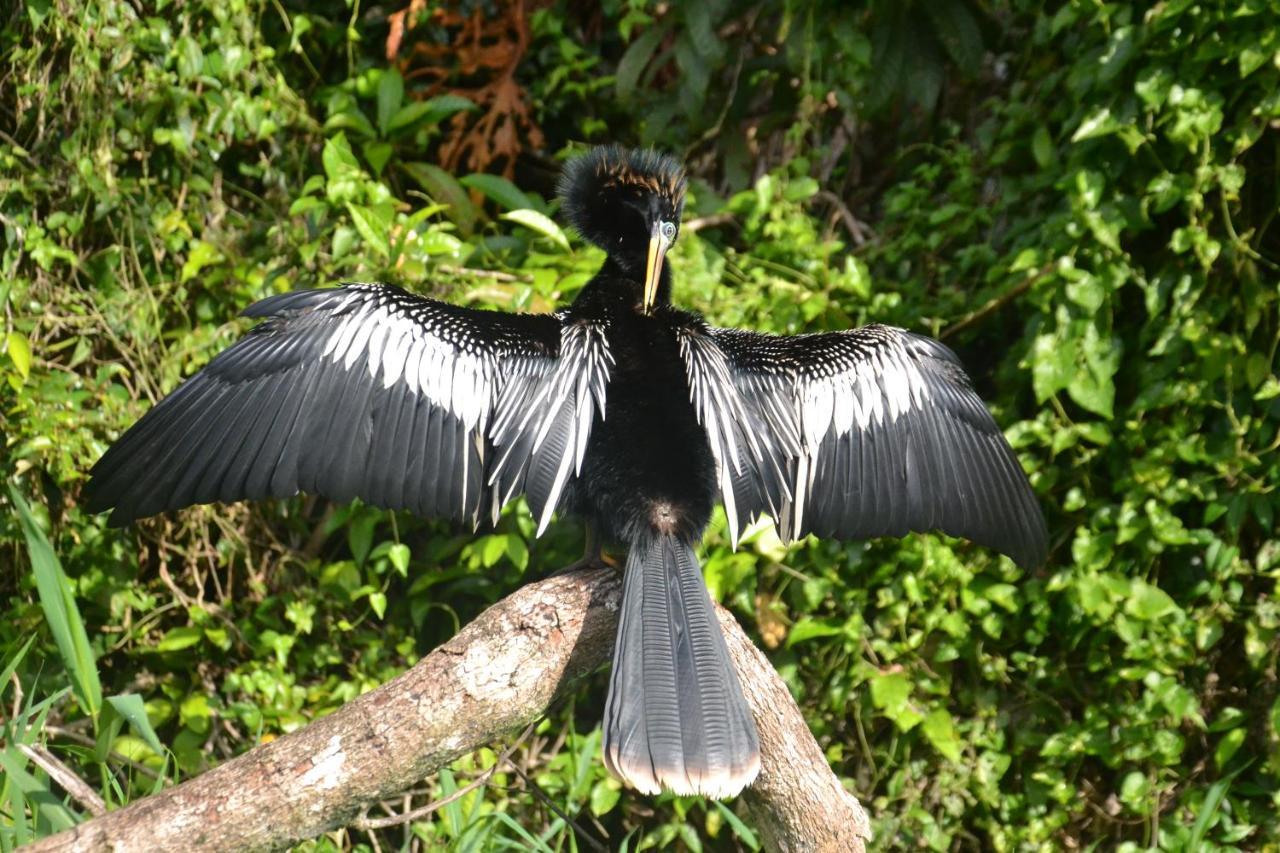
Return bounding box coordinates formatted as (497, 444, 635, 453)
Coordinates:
(557, 145, 686, 249)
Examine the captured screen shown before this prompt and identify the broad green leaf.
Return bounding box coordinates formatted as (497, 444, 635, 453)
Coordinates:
(332, 225, 357, 259)
(867, 7, 908, 110)
(1214, 728, 1245, 769)
(323, 110, 377, 139)
(461, 173, 534, 212)
(1126, 580, 1179, 621)
(7, 331, 32, 379)
(922, 708, 963, 762)
(181, 240, 223, 283)
(502, 209, 570, 251)
(683, 3, 721, 62)
(481, 535, 507, 568)
(869, 670, 923, 731)
(387, 543, 410, 576)
(347, 511, 378, 565)
(361, 141, 394, 176)
(983, 583, 1019, 613)
(1254, 376, 1280, 401)
(155, 626, 204, 652)
(901, 25, 943, 110)
(401, 161, 477, 234)
(1135, 65, 1173, 108)
(175, 35, 204, 81)
(107, 693, 166, 755)
(387, 94, 477, 133)
(345, 203, 390, 258)
(1119, 770, 1150, 806)
(322, 133, 361, 181)
(1238, 45, 1271, 77)
(1072, 107, 1120, 142)
(421, 93, 477, 120)
(1096, 26, 1137, 83)
(1031, 126, 1056, 168)
(376, 68, 404, 136)
(1067, 371, 1115, 418)
(385, 101, 435, 134)
(1030, 331, 1076, 401)
(179, 694, 212, 733)
(869, 672, 910, 710)
(924, 0, 984, 69)
(786, 617, 844, 647)
(616, 24, 668, 101)
(589, 779, 621, 816)
(1066, 324, 1119, 418)
(505, 536, 529, 572)
(1065, 274, 1105, 312)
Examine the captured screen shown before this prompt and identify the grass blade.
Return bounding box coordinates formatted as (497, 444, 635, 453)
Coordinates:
(1188, 761, 1252, 848)
(0, 749, 79, 831)
(0, 635, 36, 689)
(9, 486, 102, 718)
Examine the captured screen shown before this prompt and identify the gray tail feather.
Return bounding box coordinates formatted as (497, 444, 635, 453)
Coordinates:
(602, 534, 761, 798)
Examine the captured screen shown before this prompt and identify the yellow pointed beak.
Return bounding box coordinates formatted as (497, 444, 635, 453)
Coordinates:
(643, 223, 673, 314)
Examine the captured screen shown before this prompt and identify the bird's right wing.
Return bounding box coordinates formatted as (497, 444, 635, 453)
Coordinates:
(86, 284, 613, 533)
(680, 323, 1047, 568)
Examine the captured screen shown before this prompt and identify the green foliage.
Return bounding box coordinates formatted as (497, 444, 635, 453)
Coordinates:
(3, 0, 1279, 849)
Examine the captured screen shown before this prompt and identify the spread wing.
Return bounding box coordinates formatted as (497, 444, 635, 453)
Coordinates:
(680, 323, 1047, 567)
(86, 283, 612, 533)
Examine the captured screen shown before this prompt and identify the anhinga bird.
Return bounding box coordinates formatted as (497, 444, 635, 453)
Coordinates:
(86, 145, 1047, 799)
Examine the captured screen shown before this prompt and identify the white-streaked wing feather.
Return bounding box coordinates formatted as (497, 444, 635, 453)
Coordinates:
(677, 326, 793, 546)
(489, 320, 612, 534)
(86, 284, 609, 533)
(681, 324, 1047, 567)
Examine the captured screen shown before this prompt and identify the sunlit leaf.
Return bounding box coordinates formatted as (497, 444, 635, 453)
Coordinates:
(922, 708, 963, 762)
(461, 173, 534, 212)
(376, 68, 404, 136)
(502, 209, 570, 251)
(6, 331, 31, 379)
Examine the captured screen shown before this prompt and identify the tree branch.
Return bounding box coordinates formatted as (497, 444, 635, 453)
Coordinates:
(17, 744, 107, 818)
(28, 569, 869, 852)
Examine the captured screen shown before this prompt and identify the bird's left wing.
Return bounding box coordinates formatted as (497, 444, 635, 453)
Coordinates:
(679, 323, 1047, 567)
(86, 284, 612, 533)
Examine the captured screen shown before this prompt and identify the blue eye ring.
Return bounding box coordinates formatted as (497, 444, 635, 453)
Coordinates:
(661, 221, 677, 240)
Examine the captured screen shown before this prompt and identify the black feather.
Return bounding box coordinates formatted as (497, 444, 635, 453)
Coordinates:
(86, 284, 566, 526)
(603, 534, 759, 798)
(698, 323, 1048, 568)
(86, 147, 1048, 804)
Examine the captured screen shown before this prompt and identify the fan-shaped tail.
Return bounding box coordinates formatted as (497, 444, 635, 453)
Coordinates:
(603, 534, 760, 798)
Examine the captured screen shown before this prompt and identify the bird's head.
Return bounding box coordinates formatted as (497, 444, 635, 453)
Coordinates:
(559, 146, 686, 313)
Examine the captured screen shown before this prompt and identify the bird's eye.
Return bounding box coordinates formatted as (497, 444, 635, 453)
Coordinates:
(661, 221, 677, 240)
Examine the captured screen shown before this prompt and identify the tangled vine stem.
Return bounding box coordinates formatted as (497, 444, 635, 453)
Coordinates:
(28, 569, 869, 852)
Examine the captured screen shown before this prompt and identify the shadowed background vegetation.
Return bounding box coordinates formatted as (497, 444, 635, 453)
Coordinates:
(2, 0, 1278, 849)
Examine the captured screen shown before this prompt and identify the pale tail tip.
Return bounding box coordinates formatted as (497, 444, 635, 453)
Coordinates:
(605, 746, 762, 799)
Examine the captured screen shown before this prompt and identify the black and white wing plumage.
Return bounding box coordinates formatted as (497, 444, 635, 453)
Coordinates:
(681, 323, 1047, 568)
(86, 284, 612, 532)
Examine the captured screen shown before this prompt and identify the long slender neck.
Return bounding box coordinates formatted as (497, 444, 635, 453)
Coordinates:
(572, 254, 672, 313)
